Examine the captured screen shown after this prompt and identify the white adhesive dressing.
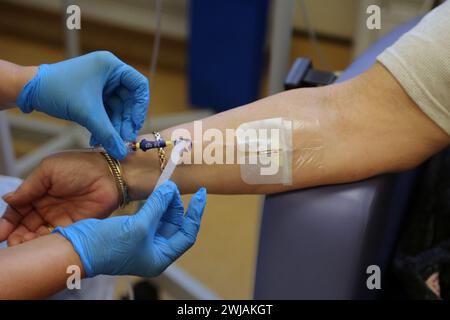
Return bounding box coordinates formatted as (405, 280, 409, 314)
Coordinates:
(236, 117, 293, 185)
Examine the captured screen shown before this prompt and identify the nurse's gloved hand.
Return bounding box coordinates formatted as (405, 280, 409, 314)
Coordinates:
(16, 51, 149, 160)
(54, 181, 207, 278)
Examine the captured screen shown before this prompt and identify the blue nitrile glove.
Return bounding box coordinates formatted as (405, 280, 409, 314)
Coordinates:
(16, 51, 149, 160)
(54, 181, 206, 278)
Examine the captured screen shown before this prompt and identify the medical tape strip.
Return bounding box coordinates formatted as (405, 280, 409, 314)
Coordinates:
(153, 139, 191, 192)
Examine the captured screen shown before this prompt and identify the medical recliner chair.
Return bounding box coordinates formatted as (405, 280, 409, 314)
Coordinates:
(253, 17, 423, 299)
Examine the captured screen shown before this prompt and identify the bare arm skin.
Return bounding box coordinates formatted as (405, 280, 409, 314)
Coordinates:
(1, 62, 449, 245)
(0, 233, 84, 299)
(122, 63, 450, 199)
(0, 60, 37, 110)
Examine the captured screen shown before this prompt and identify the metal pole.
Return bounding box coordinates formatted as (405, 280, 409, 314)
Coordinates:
(150, 264, 221, 300)
(268, 0, 295, 95)
(0, 112, 17, 176)
(62, 0, 80, 58)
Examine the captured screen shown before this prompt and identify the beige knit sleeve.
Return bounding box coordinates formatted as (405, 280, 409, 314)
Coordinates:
(377, 1, 450, 136)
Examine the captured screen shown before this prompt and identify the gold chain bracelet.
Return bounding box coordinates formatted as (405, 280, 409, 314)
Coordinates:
(100, 151, 130, 208)
(153, 131, 167, 171)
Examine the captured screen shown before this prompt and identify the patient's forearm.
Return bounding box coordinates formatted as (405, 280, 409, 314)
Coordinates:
(122, 63, 449, 199)
(0, 60, 37, 110)
(0, 234, 84, 299)
(123, 86, 339, 197)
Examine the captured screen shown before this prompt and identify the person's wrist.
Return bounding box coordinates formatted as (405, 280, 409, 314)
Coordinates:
(53, 224, 96, 278)
(14, 65, 38, 101)
(52, 232, 87, 279)
(120, 130, 185, 201)
(14, 65, 39, 113)
(120, 147, 161, 201)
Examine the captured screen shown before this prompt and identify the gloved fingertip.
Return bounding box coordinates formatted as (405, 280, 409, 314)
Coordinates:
(186, 187, 207, 222)
(108, 143, 127, 160)
(104, 132, 127, 160)
(155, 180, 177, 192)
(89, 135, 98, 147)
(145, 181, 178, 210)
(122, 129, 137, 143)
(137, 181, 178, 230)
(192, 188, 207, 206)
(165, 180, 178, 189)
(196, 187, 207, 199)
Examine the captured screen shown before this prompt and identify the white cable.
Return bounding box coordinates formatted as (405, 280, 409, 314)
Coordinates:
(150, 0, 163, 80)
(298, 0, 330, 70)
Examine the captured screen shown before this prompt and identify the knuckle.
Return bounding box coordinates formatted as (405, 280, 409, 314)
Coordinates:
(183, 230, 197, 247)
(40, 156, 57, 174)
(96, 50, 114, 60)
(40, 156, 52, 168)
(93, 51, 119, 68)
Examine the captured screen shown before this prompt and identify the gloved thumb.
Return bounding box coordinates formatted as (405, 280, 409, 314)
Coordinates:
(132, 181, 178, 239)
(84, 106, 127, 160)
(166, 187, 207, 258)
